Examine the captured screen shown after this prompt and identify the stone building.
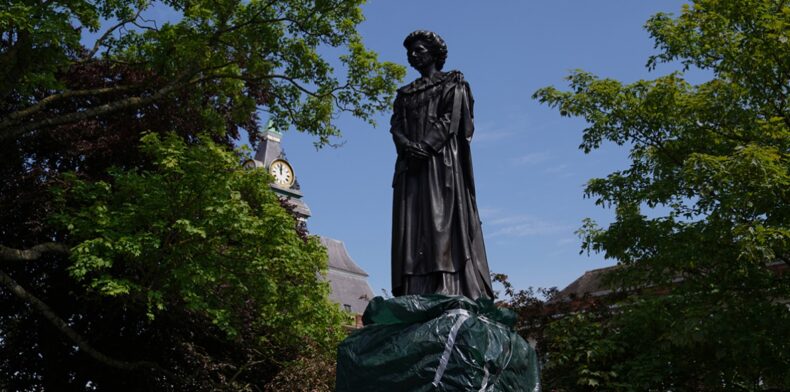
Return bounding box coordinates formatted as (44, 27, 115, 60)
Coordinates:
(244, 123, 374, 324)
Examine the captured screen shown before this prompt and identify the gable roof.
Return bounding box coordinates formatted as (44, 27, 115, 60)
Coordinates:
(320, 237, 368, 276)
(557, 261, 789, 301)
(319, 236, 374, 314)
(555, 265, 619, 300)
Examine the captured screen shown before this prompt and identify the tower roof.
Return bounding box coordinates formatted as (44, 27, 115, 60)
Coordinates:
(254, 120, 285, 169)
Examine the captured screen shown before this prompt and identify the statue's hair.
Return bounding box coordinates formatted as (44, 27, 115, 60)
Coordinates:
(403, 30, 448, 71)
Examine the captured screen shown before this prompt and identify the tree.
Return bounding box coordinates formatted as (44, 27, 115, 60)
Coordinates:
(1, 0, 403, 145)
(60, 132, 345, 343)
(492, 274, 624, 391)
(1, 0, 404, 389)
(2, 132, 348, 390)
(533, 0, 790, 390)
(1, 0, 403, 253)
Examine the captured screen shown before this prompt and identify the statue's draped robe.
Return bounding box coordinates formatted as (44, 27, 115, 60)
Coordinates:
(390, 71, 493, 299)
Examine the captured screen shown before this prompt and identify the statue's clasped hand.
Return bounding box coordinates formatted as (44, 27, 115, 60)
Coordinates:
(405, 141, 431, 160)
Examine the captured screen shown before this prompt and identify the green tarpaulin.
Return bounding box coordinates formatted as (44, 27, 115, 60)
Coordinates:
(336, 294, 540, 392)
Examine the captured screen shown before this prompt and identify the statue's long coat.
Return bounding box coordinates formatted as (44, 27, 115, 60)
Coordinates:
(390, 70, 493, 299)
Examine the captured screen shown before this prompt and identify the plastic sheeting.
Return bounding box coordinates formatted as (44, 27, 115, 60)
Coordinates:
(336, 294, 540, 392)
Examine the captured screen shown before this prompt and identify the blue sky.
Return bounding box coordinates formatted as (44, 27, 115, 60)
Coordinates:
(279, 1, 698, 295)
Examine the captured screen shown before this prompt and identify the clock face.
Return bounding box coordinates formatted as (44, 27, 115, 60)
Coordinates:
(269, 159, 295, 186)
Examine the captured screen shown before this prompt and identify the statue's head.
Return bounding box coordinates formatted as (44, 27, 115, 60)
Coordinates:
(403, 30, 448, 71)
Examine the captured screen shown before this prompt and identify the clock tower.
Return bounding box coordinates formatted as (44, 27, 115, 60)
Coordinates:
(243, 121, 311, 224)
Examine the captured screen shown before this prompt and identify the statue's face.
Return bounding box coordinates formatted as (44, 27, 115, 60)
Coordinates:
(407, 40, 434, 71)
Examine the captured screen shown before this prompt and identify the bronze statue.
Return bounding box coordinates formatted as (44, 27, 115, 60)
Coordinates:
(390, 30, 493, 299)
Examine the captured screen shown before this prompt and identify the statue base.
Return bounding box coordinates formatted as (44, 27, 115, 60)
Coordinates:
(335, 295, 540, 392)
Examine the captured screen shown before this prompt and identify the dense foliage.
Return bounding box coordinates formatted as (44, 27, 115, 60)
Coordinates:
(2, 133, 351, 390)
(57, 133, 346, 345)
(532, 0, 790, 390)
(492, 274, 620, 390)
(1, 0, 403, 389)
(1, 0, 403, 145)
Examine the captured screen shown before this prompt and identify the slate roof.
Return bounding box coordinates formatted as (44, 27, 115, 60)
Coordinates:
(321, 237, 368, 275)
(555, 265, 619, 301)
(319, 236, 374, 314)
(254, 127, 283, 168)
(280, 194, 311, 217)
(557, 261, 789, 302)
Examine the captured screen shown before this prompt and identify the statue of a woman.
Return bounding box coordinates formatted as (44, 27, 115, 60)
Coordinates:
(390, 31, 493, 299)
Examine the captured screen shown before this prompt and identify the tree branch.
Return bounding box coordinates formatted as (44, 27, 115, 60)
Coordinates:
(0, 58, 347, 143)
(229, 359, 267, 383)
(0, 71, 198, 142)
(278, 1, 345, 40)
(210, 0, 280, 44)
(82, 8, 143, 61)
(0, 242, 70, 262)
(0, 29, 31, 100)
(0, 84, 140, 130)
(204, 72, 342, 99)
(0, 269, 170, 375)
